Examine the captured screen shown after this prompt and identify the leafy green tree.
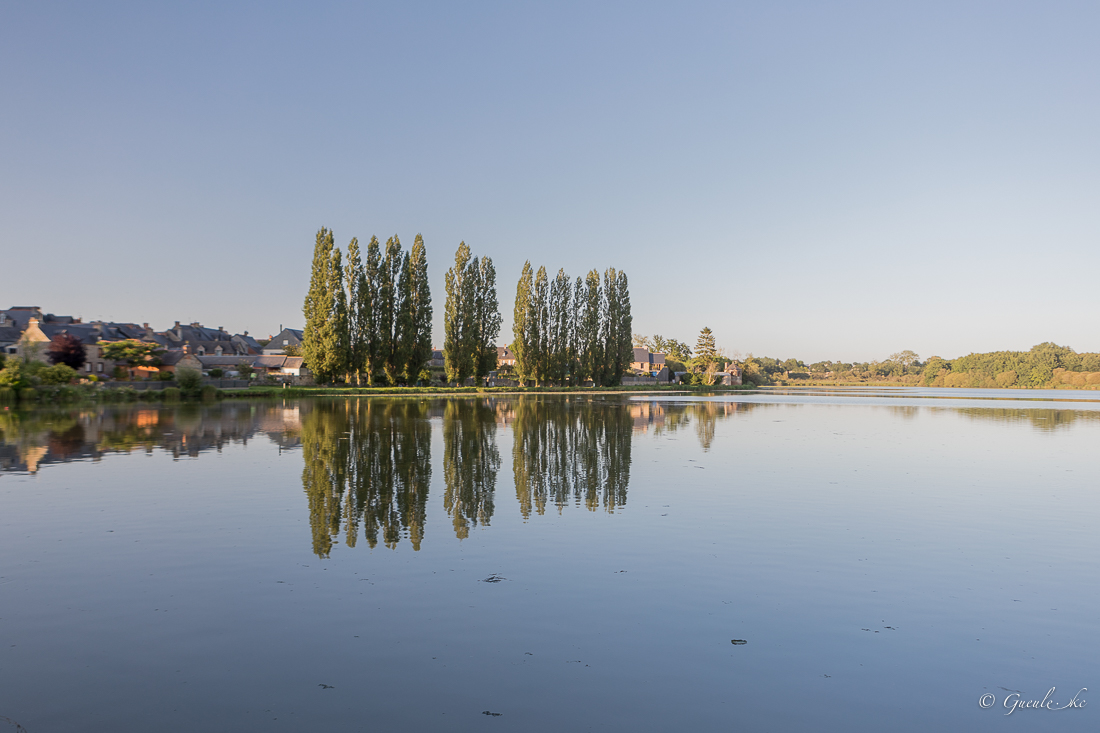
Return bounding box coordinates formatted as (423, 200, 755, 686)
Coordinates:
(345, 237, 366, 384)
(665, 339, 692, 363)
(99, 339, 164, 366)
(604, 269, 631, 385)
(549, 269, 573, 384)
(176, 367, 203, 398)
(0, 361, 29, 390)
(444, 242, 474, 384)
(531, 266, 549, 384)
(889, 350, 920, 372)
(402, 234, 434, 384)
(472, 255, 501, 382)
(329, 246, 350, 382)
(302, 227, 336, 383)
(378, 236, 404, 385)
(578, 270, 603, 384)
(362, 236, 382, 383)
(511, 261, 534, 384)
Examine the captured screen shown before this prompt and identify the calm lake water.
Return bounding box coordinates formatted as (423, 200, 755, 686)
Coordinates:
(2, 389, 1099, 732)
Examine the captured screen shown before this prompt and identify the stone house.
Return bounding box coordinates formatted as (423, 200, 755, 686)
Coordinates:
(631, 347, 666, 374)
(263, 327, 304, 355)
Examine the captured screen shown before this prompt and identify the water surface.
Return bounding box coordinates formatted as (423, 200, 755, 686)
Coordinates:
(1, 391, 1097, 731)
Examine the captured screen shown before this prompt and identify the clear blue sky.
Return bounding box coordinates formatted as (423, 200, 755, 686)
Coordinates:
(3, 2, 1098, 362)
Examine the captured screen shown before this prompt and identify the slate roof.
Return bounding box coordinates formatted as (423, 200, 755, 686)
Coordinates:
(0, 326, 21, 346)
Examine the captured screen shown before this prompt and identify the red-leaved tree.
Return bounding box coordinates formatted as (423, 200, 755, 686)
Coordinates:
(48, 333, 87, 370)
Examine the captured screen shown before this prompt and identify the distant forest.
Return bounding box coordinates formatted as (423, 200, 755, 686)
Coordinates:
(738, 343, 1100, 389)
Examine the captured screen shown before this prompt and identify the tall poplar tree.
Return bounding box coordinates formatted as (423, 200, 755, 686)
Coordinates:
(512, 261, 534, 384)
(302, 227, 336, 383)
(601, 268, 631, 386)
(444, 242, 473, 384)
(402, 234, 434, 384)
(345, 238, 367, 385)
(579, 270, 603, 385)
(378, 236, 403, 385)
(473, 256, 502, 381)
(531, 266, 549, 385)
(571, 276, 585, 382)
(548, 268, 572, 384)
(329, 246, 349, 381)
(363, 236, 382, 384)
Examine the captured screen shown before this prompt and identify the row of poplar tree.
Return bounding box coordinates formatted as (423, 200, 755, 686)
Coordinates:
(303, 229, 632, 386)
(511, 264, 633, 386)
(302, 228, 433, 385)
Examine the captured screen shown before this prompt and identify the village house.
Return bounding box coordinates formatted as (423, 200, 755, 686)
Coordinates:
(497, 345, 516, 367)
(263, 327, 304, 355)
(631, 347, 666, 375)
(16, 317, 164, 377)
(161, 321, 257, 357)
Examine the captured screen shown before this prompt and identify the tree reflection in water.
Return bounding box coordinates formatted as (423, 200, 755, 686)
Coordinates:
(442, 399, 501, 539)
(511, 397, 633, 517)
(301, 399, 431, 557)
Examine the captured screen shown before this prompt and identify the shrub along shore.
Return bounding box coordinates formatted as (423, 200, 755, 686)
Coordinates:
(0, 382, 760, 405)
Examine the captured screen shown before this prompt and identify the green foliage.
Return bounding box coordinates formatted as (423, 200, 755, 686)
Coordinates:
(98, 339, 164, 365)
(201, 384, 218, 402)
(472, 255, 501, 381)
(112, 365, 128, 380)
(445, 243, 498, 385)
(163, 387, 181, 402)
(302, 227, 338, 383)
(402, 234, 435, 383)
(38, 364, 78, 385)
(18, 387, 37, 402)
(177, 367, 203, 398)
(0, 361, 29, 390)
(0, 386, 14, 403)
(158, 371, 174, 381)
(235, 361, 254, 379)
(922, 357, 950, 386)
(209, 368, 224, 378)
(511, 262, 533, 384)
(445, 242, 475, 384)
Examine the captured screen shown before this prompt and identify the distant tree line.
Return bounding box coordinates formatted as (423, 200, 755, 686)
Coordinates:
(303, 228, 432, 385)
(511, 264, 632, 386)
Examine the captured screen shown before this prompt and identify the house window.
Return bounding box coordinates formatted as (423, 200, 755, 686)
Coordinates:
(97, 363, 103, 373)
(283, 339, 289, 345)
(215, 346, 223, 356)
(197, 347, 205, 355)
